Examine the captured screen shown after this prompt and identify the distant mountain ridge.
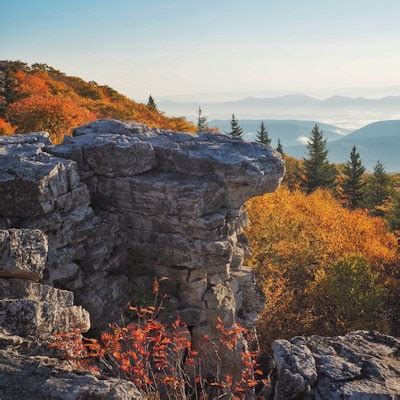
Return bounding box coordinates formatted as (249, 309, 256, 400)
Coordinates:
(209, 119, 348, 146)
(162, 94, 400, 109)
(284, 120, 400, 172)
(160, 94, 400, 129)
(338, 120, 400, 140)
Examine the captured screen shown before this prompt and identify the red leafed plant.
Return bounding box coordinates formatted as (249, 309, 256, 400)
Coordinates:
(50, 278, 264, 399)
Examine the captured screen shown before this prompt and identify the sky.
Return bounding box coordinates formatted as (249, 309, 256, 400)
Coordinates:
(2, 0, 400, 102)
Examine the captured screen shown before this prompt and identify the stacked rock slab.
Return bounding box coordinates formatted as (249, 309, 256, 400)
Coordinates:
(0, 132, 131, 330)
(48, 120, 284, 335)
(0, 120, 284, 372)
(271, 331, 400, 400)
(0, 229, 137, 399)
(0, 228, 90, 338)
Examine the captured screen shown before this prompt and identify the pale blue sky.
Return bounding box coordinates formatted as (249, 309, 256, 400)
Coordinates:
(2, 0, 400, 101)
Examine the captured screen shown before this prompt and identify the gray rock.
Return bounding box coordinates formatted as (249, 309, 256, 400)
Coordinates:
(0, 132, 51, 146)
(0, 349, 143, 400)
(232, 268, 265, 328)
(74, 272, 132, 332)
(0, 278, 73, 307)
(0, 120, 284, 383)
(271, 331, 400, 399)
(0, 229, 47, 281)
(48, 132, 157, 177)
(0, 299, 90, 338)
(0, 144, 79, 217)
(73, 120, 284, 206)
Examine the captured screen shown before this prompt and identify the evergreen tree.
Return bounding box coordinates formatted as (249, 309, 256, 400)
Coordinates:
(277, 139, 284, 156)
(365, 161, 393, 215)
(387, 192, 400, 231)
(302, 124, 336, 192)
(256, 121, 271, 145)
(342, 146, 366, 209)
(227, 114, 243, 138)
(196, 107, 208, 132)
(147, 95, 157, 111)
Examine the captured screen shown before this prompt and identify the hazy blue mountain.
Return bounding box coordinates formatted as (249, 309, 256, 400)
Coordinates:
(160, 95, 400, 129)
(284, 120, 400, 172)
(338, 120, 400, 140)
(209, 119, 347, 146)
(161, 94, 400, 112)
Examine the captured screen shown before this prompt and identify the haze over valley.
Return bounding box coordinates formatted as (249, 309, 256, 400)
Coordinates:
(160, 92, 400, 131)
(159, 92, 400, 171)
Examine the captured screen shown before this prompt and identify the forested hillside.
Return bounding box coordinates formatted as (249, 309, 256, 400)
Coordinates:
(245, 125, 400, 347)
(0, 61, 195, 143)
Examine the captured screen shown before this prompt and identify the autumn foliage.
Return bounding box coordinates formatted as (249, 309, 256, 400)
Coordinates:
(1, 62, 196, 143)
(8, 93, 95, 143)
(0, 118, 15, 135)
(245, 187, 398, 347)
(50, 280, 262, 399)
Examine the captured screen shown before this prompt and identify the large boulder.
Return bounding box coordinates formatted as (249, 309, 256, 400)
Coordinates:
(271, 331, 400, 399)
(0, 120, 284, 383)
(0, 349, 142, 400)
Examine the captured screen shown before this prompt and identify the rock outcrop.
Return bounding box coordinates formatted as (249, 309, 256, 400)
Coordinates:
(1, 121, 399, 399)
(0, 120, 284, 390)
(0, 229, 90, 338)
(271, 331, 400, 399)
(0, 229, 137, 399)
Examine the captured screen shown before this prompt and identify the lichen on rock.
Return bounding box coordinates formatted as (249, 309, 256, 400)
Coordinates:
(271, 331, 400, 399)
(0, 120, 284, 394)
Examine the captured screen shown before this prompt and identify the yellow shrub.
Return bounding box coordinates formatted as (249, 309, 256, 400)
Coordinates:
(245, 187, 397, 346)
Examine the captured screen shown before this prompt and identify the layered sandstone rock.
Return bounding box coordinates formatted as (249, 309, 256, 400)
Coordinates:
(0, 120, 284, 340)
(0, 229, 133, 399)
(0, 120, 283, 388)
(271, 331, 400, 399)
(0, 229, 89, 338)
(0, 344, 142, 400)
(0, 229, 47, 281)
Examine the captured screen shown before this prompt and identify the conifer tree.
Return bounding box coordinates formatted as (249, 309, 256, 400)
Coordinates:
(365, 161, 393, 214)
(227, 114, 243, 138)
(196, 107, 208, 132)
(342, 146, 366, 209)
(256, 121, 271, 145)
(302, 124, 336, 192)
(387, 192, 400, 231)
(147, 95, 157, 111)
(277, 139, 284, 156)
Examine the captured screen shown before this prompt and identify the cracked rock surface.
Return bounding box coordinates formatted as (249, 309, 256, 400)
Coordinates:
(0, 229, 135, 399)
(0, 120, 283, 391)
(272, 331, 400, 399)
(1, 120, 283, 340)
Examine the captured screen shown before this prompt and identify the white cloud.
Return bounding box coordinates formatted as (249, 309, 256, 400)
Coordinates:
(297, 136, 309, 145)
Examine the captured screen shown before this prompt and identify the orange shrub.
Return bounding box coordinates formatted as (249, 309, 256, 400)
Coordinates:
(5, 65, 196, 142)
(8, 95, 96, 143)
(50, 280, 261, 399)
(13, 70, 52, 97)
(245, 187, 398, 346)
(0, 118, 15, 135)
